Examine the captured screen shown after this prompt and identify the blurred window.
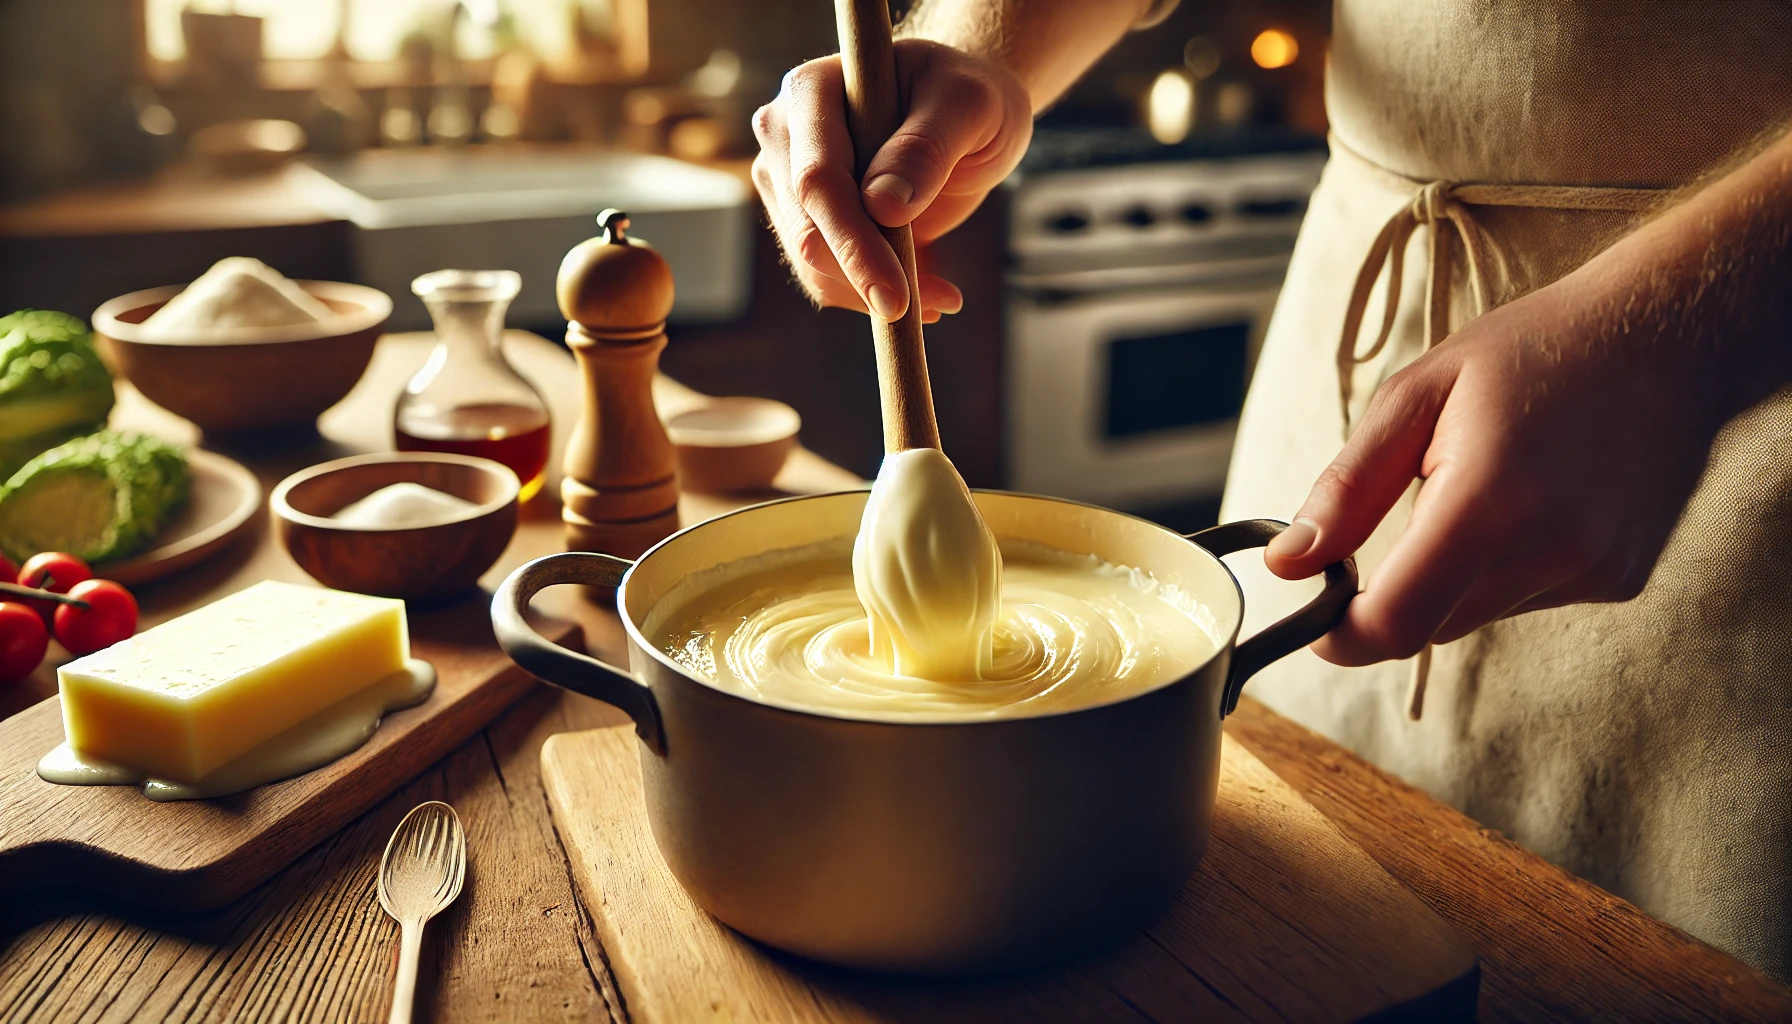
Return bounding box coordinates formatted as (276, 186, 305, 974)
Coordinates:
(144, 0, 596, 63)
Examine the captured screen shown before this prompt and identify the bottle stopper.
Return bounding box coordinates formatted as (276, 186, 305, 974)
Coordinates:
(556, 209, 681, 559)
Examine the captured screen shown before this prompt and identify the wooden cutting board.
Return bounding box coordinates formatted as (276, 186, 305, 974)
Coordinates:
(0, 595, 574, 912)
(541, 726, 1481, 1023)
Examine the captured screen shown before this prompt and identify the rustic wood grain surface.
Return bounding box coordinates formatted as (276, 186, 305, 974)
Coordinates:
(0, 688, 630, 1023)
(540, 725, 1479, 1023)
(0, 333, 1786, 1021)
(1222, 700, 1792, 1023)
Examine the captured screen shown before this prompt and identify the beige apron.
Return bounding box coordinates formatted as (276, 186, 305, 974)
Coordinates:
(1220, 0, 1792, 981)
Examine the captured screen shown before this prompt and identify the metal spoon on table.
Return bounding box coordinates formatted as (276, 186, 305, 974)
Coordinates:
(378, 801, 467, 1024)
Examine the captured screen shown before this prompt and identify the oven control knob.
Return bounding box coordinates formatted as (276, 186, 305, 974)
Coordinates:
(1045, 210, 1091, 233)
(1119, 204, 1156, 228)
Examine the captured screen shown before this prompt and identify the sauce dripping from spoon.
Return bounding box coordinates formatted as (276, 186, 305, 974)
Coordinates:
(853, 447, 1002, 680)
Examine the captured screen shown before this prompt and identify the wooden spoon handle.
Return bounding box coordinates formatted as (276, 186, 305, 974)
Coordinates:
(835, 0, 940, 453)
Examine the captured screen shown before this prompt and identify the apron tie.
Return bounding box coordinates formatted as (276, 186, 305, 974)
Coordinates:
(1336, 180, 1510, 435)
(1328, 137, 1668, 719)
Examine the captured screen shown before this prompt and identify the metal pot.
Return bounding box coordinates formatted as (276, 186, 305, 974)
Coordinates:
(493, 491, 1354, 973)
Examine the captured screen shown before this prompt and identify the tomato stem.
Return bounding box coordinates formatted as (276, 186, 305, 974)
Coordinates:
(0, 581, 90, 610)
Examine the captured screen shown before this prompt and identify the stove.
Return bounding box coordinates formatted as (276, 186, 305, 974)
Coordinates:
(1005, 128, 1324, 513)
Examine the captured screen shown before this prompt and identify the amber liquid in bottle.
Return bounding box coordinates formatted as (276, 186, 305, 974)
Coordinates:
(396, 403, 551, 502)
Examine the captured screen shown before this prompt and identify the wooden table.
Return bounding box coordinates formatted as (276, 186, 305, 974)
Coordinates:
(1, 333, 1787, 1022)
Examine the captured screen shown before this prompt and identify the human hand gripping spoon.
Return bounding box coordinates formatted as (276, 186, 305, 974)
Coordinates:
(378, 801, 467, 1024)
(836, 0, 1003, 682)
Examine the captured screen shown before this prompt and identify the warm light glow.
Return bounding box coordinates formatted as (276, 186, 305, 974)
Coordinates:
(1250, 29, 1299, 69)
(145, 0, 583, 62)
(1182, 35, 1222, 79)
(1146, 70, 1195, 145)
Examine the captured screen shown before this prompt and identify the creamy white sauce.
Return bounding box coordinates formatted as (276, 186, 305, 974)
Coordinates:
(851, 447, 1002, 680)
(654, 541, 1217, 722)
(36, 658, 435, 800)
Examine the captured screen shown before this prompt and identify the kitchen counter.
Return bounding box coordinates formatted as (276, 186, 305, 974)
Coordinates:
(0, 166, 335, 238)
(0, 166, 354, 342)
(0, 152, 1006, 488)
(0, 155, 758, 238)
(0, 333, 1786, 1022)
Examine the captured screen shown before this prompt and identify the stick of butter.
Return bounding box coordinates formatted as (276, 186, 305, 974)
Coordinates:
(57, 580, 409, 784)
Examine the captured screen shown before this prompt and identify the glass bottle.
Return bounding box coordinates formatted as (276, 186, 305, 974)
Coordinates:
(396, 270, 552, 502)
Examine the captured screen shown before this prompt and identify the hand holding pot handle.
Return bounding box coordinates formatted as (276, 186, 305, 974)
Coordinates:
(492, 552, 666, 753)
(1189, 519, 1358, 716)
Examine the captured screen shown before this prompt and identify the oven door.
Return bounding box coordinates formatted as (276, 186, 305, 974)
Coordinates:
(1006, 270, 1282, 510)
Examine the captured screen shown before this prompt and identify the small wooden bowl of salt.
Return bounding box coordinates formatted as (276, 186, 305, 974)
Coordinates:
(272, 452, 520, 603)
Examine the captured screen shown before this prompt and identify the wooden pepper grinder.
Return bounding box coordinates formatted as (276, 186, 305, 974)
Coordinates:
(556, 209, 681, 558)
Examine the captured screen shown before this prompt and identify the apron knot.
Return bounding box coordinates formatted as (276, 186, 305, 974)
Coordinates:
(1335, 178, 1501, 440)
(1411, 180, 1456, 224)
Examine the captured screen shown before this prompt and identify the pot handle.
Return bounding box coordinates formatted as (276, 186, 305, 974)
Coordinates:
(1188, 519, 1358, 717)
(492, 552, 666, 754)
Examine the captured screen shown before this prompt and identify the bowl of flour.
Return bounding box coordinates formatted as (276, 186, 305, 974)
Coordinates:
(93, 258, 392, 432)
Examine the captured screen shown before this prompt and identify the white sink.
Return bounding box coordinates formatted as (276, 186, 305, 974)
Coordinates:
(291, 149, 753, 330)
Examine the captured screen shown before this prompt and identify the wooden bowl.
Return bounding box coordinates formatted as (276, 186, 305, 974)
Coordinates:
(272, 452, 519, 603)
(666, 397, 801, 494)
(92, 280, 391, 433)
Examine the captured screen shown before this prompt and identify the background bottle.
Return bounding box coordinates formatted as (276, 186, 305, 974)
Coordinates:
(396, 269, 552, 502)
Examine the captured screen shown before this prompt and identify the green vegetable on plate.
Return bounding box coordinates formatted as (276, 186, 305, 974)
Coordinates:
(0, 310, 116, 481)
(0, 430, 189, 565)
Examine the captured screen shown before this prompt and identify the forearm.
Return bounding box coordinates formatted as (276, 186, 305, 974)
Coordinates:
(896, 0, 1154, 112)
(1592, 123, 1792, 426)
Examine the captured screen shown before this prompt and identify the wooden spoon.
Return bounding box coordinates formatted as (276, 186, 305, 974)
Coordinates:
(378, 801, 468, 1024)
(835, 0, 1002, 680)
(835, 0, 940, 453)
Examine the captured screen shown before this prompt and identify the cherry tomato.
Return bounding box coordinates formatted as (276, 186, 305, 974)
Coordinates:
(0, 554, 16, 584)
(54, 579, 138, 656)
(18, 552, 93, 624)
(0, 600, 48, 684)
